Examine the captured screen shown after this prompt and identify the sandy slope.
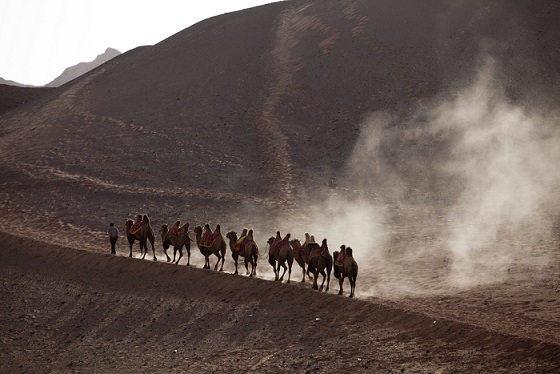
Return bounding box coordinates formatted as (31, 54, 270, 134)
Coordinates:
(1, 232, 559, 373)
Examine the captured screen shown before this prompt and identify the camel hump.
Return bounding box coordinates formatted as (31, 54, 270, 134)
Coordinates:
(310, 235, 316, 243)
(283, 233, 291, 241)
(248, 229, 254, 239)
(346, 247, 353, 257)
(214, 224, 221, 234)
(143, 215, 151, 225)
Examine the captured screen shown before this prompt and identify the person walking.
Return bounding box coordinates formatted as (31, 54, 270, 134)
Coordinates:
(107, 222, 119, 255)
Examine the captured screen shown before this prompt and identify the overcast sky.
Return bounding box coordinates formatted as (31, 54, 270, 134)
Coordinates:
(1, 0, 281, 86)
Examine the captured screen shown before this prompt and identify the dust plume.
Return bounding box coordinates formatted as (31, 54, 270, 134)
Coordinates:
(429, 60, 560, 288)
(286, 58, 560, 297)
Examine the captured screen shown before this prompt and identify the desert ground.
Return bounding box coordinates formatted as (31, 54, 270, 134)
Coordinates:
(1, 0, 560, 372)
(2, 231, 560, 373)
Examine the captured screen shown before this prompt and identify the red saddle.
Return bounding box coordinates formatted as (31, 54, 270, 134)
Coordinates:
(129, 222, 144, 234)
(269, 239, 287, 256)
(200, 232, 219, 248)
(335, 252, 348, 267)
(169, 227, 181, 237)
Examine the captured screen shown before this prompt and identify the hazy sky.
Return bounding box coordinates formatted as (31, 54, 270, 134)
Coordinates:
(1, 0, 281, 86)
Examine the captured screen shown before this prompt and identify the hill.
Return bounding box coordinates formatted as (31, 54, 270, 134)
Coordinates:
(0, 0, 559, 371)
(0, 84, 54, 114)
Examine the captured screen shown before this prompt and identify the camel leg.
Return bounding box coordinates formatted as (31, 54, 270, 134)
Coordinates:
(150, 239, 157, 262)
(312, 270, 319, 290)
(250, 253, 257, 277)
(286, 263, 291, 284)
(319, 269, 326, 291)
(163, 248, 171, 262)
(249, 259, 255, 277)
(350, 275, 356, 298)
(231, 252, 239, 275)
(244, 258, 250, 276)
(186, 249, 190, 266)
(279, 263, 287, 281)
(140, 241, 147, 260)
(175, 248, 183, 265)
(129, 242, 133, 258)
(269, 256, 278, 281)
(307, 266, 313, 281)
(338, 276, 344, 295)
(253, 255, 257, 277)
(214, 254, 220, 271)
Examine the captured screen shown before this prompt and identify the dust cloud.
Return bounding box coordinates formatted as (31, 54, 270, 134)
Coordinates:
(283, 58, 560, 297)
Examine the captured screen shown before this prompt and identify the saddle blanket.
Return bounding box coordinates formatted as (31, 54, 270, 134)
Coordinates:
(169, 227, 181, 237)
(130, 222, 144, 235)
(335, 252, 348, 267)
(234, 235, 250, 252)
(309, 246, 323, 260)
(269, 239, 287, 256)
(200, 232, 219, 248)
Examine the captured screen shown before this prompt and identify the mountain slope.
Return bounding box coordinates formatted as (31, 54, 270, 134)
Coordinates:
(0, 0, 559, 292)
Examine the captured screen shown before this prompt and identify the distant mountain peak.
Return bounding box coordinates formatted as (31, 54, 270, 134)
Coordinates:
(45, 48, 121, 88)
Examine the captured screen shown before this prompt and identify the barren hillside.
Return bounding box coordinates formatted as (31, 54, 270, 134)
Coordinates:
(1, 0, 559, 372)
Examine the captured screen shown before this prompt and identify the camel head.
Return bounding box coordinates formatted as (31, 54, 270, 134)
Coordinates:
(289, 239, 301, 249)
(194, 226, 203, 236)
(267, 236, 275, 245)
(226, 231, 237, 241)
(160, 224, 169, 234)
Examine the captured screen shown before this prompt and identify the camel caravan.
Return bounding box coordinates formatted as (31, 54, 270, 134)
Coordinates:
(123, 215, 359, 297)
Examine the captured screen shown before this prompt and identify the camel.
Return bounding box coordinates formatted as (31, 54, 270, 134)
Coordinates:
(289, 233, 315, 282)
(307, 238, 332, 291)
(193, 224, 227, 271)
(333, 246, 359, 298)
(226, 229, 259, 277)
(160, 222, 193, 265)
(267, 231, 293, 283)
(125, 214, 157, 261)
